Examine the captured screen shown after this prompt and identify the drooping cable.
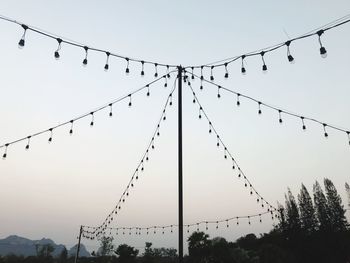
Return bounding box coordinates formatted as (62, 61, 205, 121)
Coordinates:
(81, 210, 277, 239)
(188, 72, 350, 146)
(1, 71, 177, 159)
(84, 78, 178, 238)
(185, 14, 350, 72)
(0, 14, 177, 73)
(185, 77, 277, 213)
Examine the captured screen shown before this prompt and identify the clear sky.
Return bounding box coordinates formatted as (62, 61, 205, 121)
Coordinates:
(0, 0, 349, 254)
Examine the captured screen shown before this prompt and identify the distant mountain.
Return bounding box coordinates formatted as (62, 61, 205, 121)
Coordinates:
(68, 244, 90, 258)
(0, 235, 90, 257)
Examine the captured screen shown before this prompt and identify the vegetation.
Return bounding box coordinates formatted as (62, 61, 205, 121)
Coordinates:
(0, 178, 349, 263)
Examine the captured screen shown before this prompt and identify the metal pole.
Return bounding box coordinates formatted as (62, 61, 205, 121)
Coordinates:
(74, 225, 83, 263)
(177, 66, 183, 263)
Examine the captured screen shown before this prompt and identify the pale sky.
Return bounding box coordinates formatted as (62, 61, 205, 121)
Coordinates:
(0, 0, 350, 253)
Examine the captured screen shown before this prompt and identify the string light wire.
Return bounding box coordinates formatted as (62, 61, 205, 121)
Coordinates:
(85, 77, 178, 237)
(186, 14, 350, 69)
(0, 71, 177, 159)
(184, 77, 277, 213)
(81, 210, 277, 238)
(0, 14, 177, 70)
(188, 71, 350, 145)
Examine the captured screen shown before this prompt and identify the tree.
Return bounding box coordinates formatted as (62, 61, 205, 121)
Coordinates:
(284, 188, 301, 235)
(115, 244, 139, 263)
(97, 236, 114, 256)
(313, 180, 331, 231)
(187, 232, 211, 263)
(324, 178, 347, 231)
(345, 182, 350, 210)
(58, 247, 68, 263)
(298, 184, 318, 233)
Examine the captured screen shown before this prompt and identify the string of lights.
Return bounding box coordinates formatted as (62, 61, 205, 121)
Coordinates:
(182, 77, 277, 214)
(186, 15, 350, 74)
(0, 14, 177, 75)
(187, 71, 350, 145)
(0, 71, 176, 159)
(1, 14, 350, 78)
(81, 210, 277, 239)
(86, 78, 178, 238)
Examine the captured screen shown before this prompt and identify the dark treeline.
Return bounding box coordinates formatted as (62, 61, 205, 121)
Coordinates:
(1, 178, 349, 263)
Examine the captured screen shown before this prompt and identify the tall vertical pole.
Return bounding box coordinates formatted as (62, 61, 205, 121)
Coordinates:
(74, 226, 83, 263)
(177, 66, 184, 263)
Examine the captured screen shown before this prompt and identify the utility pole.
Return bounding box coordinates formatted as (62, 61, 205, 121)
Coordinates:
(74, 225, 83, 263)
(177, 66, 184, 263)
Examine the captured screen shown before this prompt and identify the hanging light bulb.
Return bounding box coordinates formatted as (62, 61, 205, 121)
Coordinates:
(200, 79, 203, 90)
(236, 217, 239, 225)
(217, 86, 221, 98)
(198, 107, 202, 119)
(285, 41, 295, 64)
(205, 222, 208, 230)
(232, 158, 235, 170)
(191, 67, 195, 80)
(125, 58, 130, 75)
(25, 136, 31, 150)
(317, 30, 327, 58)
(18, 24, 28, 49)
(69, 120, 74, 135)
(258, 102, 262, 114)
(208, 122, 212, 134)
(216, 135, 220, 147)
(241, 55, 246, 75)
(109, 103, 113, 117)
(145, 84, 150, 97)
(248, 216, 251, 225)
(226, 220, 229, 228)
(260, 51, 267, 72)
(90, 112, 94, 127)
(236, 94, 241, 106)
(104, 52, 110, 71)
(169, 94, 173, 106)
(301, 116, 306, 130)
(163, 76, 168, 87)
(347, 131, 350, 145)
(166, 65, 171, 78)
(323, 123, 328, 138)
(163, 110, 166, 121)
(54, 38, 62, 60)
(2, 144, 9, 159)
(210, 66, 215, 81)
(128, 94, 132, 107)
(140, 61, 145, 76)
(200, 66, 204, 80)
(224, 63, 229, 78)
(278, 110, 283, 124)
(48, 128, 53, 143)
(82, 46, 88, 66)
(154, 63, 158, 78)
(192, 92, 196, 103)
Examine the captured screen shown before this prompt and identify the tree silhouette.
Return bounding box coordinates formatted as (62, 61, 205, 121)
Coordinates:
(97, 236, 114, 256)
(324, 178, 347, 231)
(298, 184, 318, 233)
(115, 244, 139, 263)
(187, 232, 211, 263)
(313, 180, 331, 231)
(284, 188, 301, 236)
(345, 182, 350, 210)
